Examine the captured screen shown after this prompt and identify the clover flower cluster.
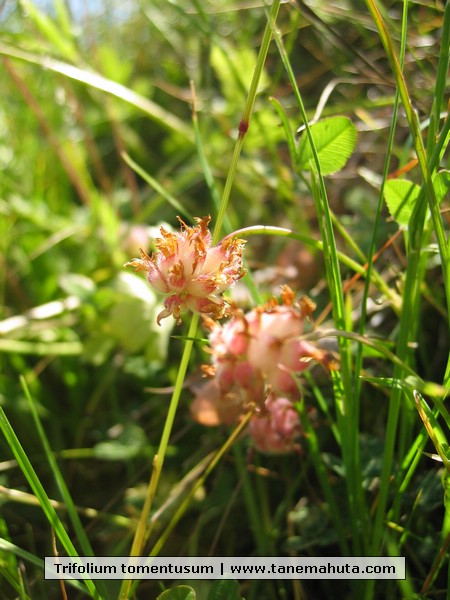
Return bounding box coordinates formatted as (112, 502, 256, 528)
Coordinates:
(191, 286, 334, 453)
(125, 216, 332, 453)
(124, 216, 245, 325)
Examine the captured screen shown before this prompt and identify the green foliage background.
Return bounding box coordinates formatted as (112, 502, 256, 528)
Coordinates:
(0, 1, 449, 599)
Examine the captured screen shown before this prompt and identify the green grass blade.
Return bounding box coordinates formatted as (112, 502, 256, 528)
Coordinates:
(19, 0, 77, 61)
(20, 377, 112, 599)
(228, 225, 401, 309)
(365, 0, 448, 304)
(434, 0, 450, 125)
(0, 406, 99, 598)
(121, 152, 193, 221)
(190, 82, 232, 233)
(365, 1, 449, 566)
(0, 538, 88, 595)
(267, 6, 369, 556)
(0, 43, 194, 142)
(0, 339, 83, 355)
(212, 0, 281, 245)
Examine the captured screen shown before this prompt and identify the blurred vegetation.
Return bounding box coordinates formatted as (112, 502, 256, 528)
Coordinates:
(0, 1, 449, 599)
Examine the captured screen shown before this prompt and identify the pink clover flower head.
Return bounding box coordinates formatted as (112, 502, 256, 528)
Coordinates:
(191, 362, 264, 426)
(191, 286, 335, 430)
(203, 311, 250, 361)
(245, 290, 326, 394)
(206, 286, 333, 396)
(124, 216, 246, 325)
(249, 394, 302, 454)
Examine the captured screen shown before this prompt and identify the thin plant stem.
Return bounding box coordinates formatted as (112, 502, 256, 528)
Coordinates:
(226, 225, 400, 311)
(119, 5, 281, 598)
(148, 411, 253, 558)
(118, 313, 199, 600)
(266, 10, 368, 556)
(213, 0, 281, 245)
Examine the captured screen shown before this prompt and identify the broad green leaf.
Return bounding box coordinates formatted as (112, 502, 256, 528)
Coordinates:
(59, 274, 96, 300)
(383, 179, 420, 226)
(207, 579, 245, 600)
(157, 585, 196, 600)
(297, 116, 357, 175)
(93, 424, 151, 460)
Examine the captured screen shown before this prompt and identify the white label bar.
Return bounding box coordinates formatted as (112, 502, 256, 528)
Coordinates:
(45, 556, 405, 580)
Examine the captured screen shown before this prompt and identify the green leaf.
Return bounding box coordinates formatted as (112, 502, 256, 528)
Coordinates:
(207, 579, 245, 600)
(434, 170, 450, 203)
(59, 273, 96, 300)
(297, 116, 357, 175)
(157, 585, 197, 600)
(93, 424, 151, 461)
(383, 179, 421, 226)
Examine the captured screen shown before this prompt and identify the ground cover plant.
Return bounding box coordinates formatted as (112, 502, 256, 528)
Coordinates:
(0, 0, 449, 598)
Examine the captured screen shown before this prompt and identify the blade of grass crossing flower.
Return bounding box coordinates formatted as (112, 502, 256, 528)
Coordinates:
(264, 3, 350, 359)
(296, 55, 366, 554)
(227, 225, 401, 308)
(0, 406, 100, 599)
